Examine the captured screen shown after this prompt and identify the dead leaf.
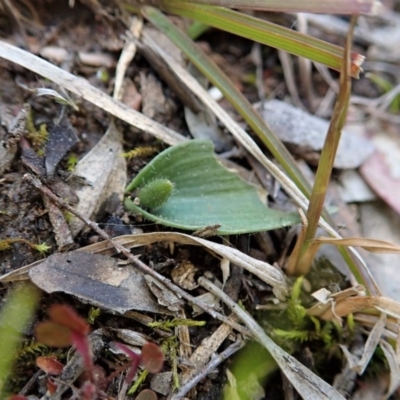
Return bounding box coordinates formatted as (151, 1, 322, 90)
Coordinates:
(112, 232, 288, 300)
(28, 252, 172, 315)
(308, 286, 366, 324)
(1, 232, 288, 301)
(45, 118, 79, 178)
(144, 275, 184, 312)
(351, 313, 386, 374)
(68, 121, 126, 236)
(312, 236, 400, 254)
(171, 261, 198, 291)
(380, 339, 400, 399)
(360, 132, 400, 215)
(256, 99, 374, 169)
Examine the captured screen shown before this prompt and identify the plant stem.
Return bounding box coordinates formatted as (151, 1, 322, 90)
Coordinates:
(296, 17, 357, 276)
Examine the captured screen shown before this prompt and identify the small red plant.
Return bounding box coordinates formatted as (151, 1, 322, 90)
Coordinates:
(35, 356, 64, 395)
(114, 342, 164, 384)
(34, 304, 97, 397)
(32, 304, 164, 398)
(35, 304, 92, 372)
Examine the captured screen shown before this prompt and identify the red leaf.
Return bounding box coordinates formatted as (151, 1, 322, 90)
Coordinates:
(8, 396, 29, 400)
(35, 321, 72, 347)
(47, 304, 90, 335)
(135, 389, 158, 400)
(141, 343, 164, 374)
(36, 356, 64, 375)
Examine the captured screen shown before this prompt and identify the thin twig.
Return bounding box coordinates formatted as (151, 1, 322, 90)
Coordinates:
(170, 338, 245, 399)
(24, 173, 251, 337)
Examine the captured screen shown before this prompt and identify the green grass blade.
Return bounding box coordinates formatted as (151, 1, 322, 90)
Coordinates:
(167, 0, 380, 15)
(0, 283, 41, 396)
(156, 3, 364, 77)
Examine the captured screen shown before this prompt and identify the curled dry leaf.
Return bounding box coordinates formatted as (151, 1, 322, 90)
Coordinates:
(8, 232, 288, 298)
(312, 236, 400, 254)
(110, 232, 288, 300)
(308, 288, 400, 322)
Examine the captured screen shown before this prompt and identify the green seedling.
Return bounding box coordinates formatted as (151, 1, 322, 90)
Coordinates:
(66, 153, 78, 172)
(124, 140, 300, 234)
(26, 110, 48, 151)
(0, 238, 51, 255)
(87, 307, 101, 325)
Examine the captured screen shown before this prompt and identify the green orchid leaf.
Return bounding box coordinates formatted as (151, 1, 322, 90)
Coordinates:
(124, 140, 299, 234)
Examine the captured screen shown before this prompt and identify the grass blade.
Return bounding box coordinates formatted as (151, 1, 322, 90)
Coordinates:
(164, 0, 381, 15)
(156, 3, 364, 77)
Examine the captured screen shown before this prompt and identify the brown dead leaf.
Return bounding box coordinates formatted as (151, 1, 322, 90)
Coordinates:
(309, 292, 400, 322)
(68, 121, 126, 236)
(312, 236, 400, 254)
(171, 261, 198, 291)
(144, 275, 184, 312)
(29, 252, 173, 315)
